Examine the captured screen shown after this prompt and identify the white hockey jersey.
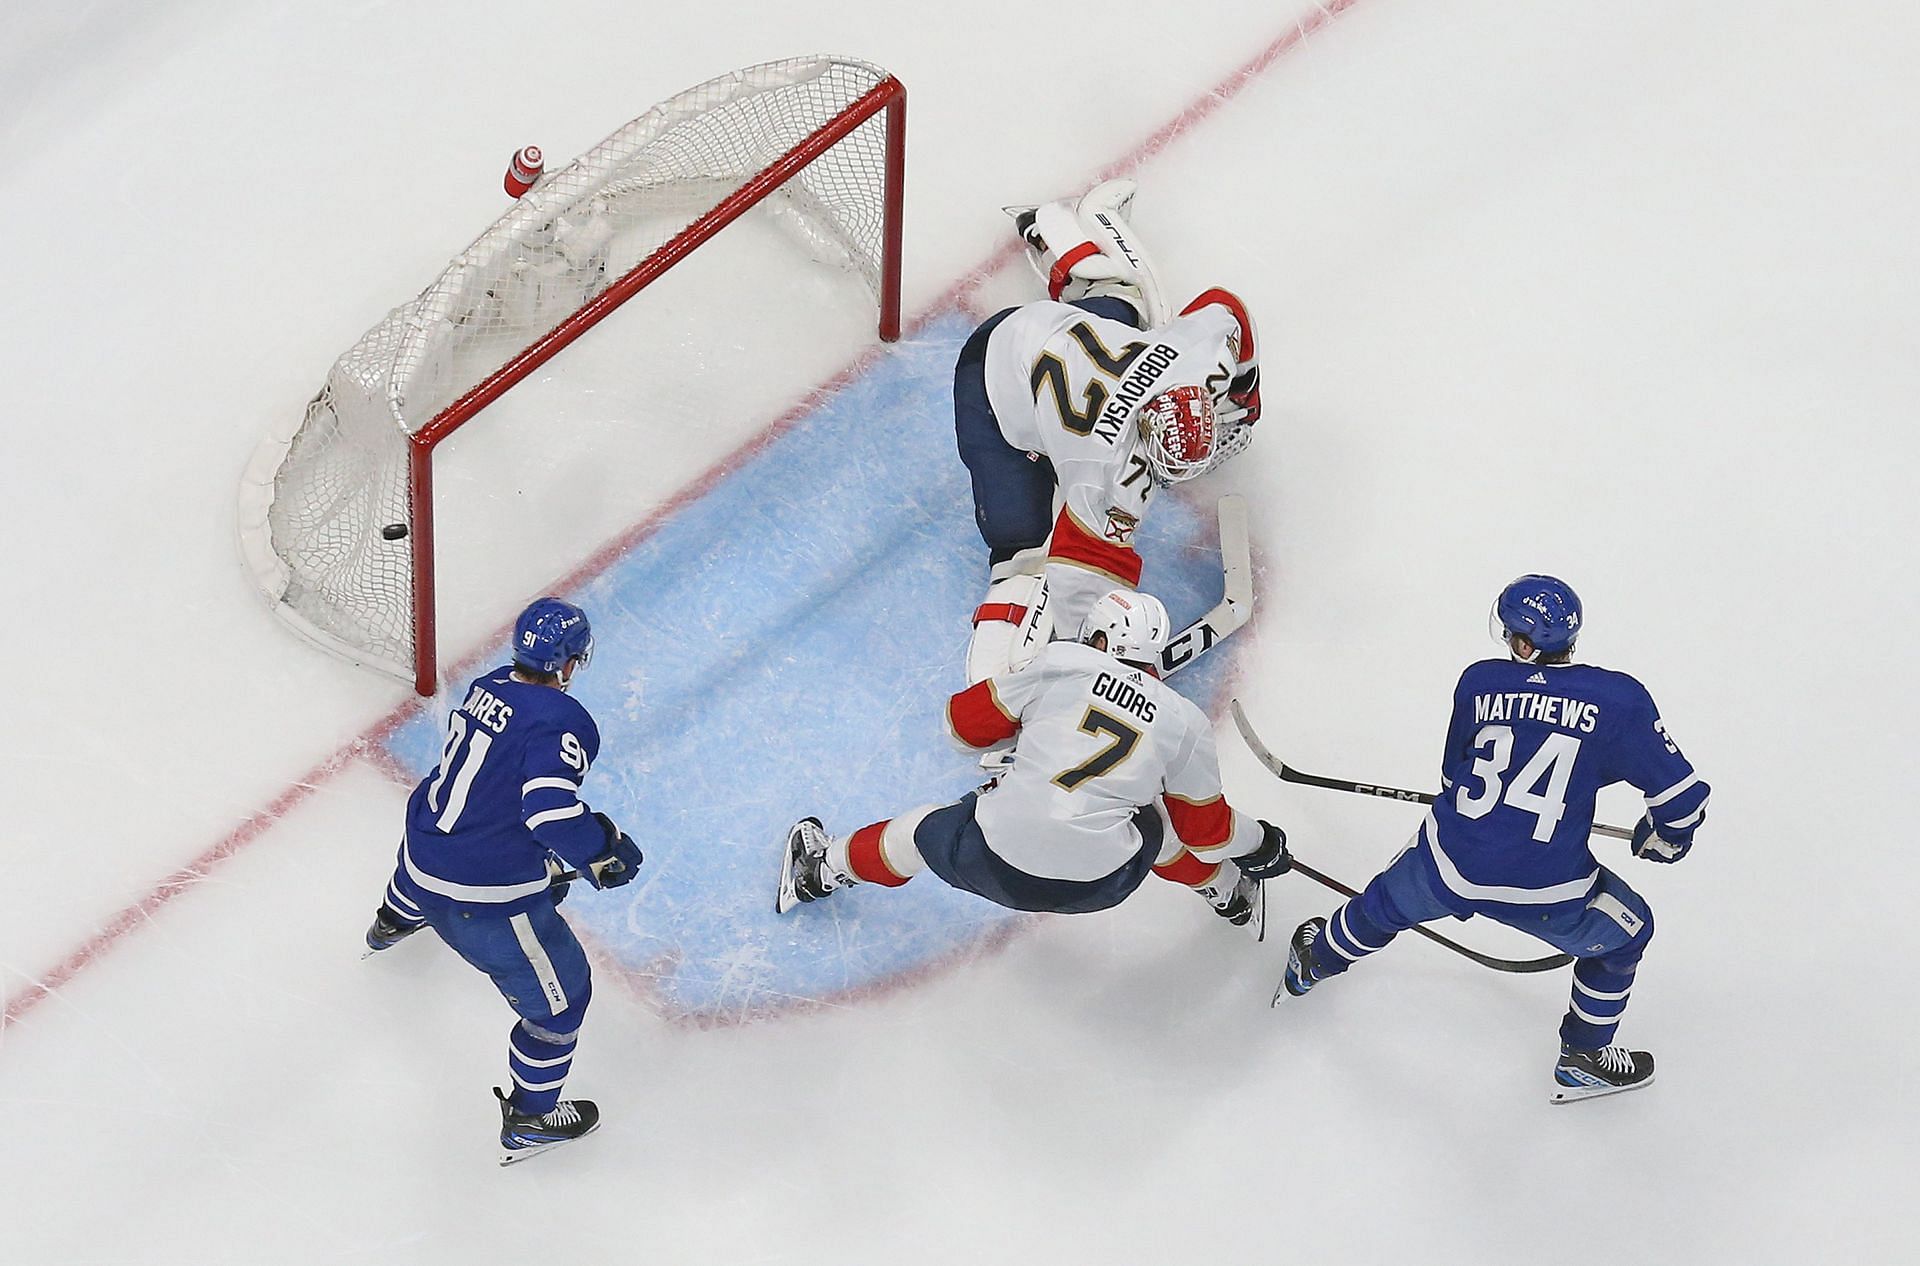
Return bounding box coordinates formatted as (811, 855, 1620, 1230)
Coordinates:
(946, 640, 1262, 882)
(981, 300, 1243, 634)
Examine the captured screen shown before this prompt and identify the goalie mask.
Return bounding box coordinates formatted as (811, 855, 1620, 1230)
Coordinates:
(1138, 384, 1217, 484)
(1080, 588, 1171, 665)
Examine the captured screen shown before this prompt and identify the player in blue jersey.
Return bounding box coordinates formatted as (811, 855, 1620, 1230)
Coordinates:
(1279, 576, 1710, 1102)
(363, 597, 643, 1162)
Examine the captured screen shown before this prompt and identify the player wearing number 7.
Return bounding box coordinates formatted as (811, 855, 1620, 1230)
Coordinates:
(1279, 576, 1711, 1102)
(777, 589, 1291, 929)
(361, 598, 644, 1163)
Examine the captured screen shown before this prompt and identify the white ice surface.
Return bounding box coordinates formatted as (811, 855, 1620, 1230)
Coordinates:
(3, 1, 1917, 1261)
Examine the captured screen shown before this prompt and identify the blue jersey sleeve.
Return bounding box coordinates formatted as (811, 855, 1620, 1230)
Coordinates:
(1437, 667, 1482, 791)
(1608, 676, 1710, 846)
(518, 700, 609, 870)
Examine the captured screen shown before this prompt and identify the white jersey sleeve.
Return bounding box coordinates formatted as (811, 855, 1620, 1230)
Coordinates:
(1160, 711, 1264, 862)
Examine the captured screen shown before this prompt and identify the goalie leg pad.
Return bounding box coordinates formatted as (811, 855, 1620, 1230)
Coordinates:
(1075, 178, 1169, 324)
(966, 568, 1052, 684)
(1009, 179, 1166, 322)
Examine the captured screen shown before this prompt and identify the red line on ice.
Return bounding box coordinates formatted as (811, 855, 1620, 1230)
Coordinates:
(2, 0, 1370, 1034)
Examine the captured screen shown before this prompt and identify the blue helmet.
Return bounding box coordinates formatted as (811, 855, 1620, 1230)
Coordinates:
(1491, 574, 1582, 656)
(512, 597, 593, 675)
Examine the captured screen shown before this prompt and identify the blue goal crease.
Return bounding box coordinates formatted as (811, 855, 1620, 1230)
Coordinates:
(384, 313, 1244, 1021)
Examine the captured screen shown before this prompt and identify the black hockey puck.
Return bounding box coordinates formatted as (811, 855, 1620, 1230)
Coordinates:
(381, 523, 408, 540)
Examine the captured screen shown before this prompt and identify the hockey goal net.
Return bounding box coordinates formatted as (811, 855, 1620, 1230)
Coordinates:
(239, 55, 904, 694)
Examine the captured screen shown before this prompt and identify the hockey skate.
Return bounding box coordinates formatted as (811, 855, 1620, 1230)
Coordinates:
(774, 817, 846, 914)
(494, 1087, 601, 1165)
(362, 904, 424, 956)
(1550, 1044, 1656, 1104)
(1199, 866, 1265, 941)
(1277, 916, 1332, 1001)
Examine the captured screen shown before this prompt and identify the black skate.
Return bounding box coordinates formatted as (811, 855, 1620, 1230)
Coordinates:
(1199, 866, 1265, 941)
(1002, 203, 1042, 249)
(494, 1086, 601, 1165)
(774, 817, 844, 914)
(1277, 916, 1331, 1001)
(363, 904, 424, 955)
(1551, 1044, 1656, 1104)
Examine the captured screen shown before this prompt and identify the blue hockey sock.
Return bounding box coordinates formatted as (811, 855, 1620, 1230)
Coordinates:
(505, 1019, 579, 1116)
(1559, 958, 1637, 1050)
(381, 880, 426, 928)
(1317, 900, 1396, 973)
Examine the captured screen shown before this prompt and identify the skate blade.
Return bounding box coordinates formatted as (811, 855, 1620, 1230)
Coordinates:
(497, 1121, 601, 1166)
(1549, 1070, 1656, 1104)
(1246, 881, 1266, 943)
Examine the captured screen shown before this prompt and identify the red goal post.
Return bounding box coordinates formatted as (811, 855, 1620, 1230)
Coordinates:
(239, 56, 905, 695)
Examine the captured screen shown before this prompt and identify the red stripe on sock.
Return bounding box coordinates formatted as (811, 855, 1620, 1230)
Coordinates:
(1153, 849, 1221, 888)
(847, 822, 910, 886)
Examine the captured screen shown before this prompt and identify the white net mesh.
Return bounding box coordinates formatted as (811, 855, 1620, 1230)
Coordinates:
(240, 56, 897, 683)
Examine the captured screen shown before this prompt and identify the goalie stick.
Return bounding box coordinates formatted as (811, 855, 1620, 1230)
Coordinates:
(1158, 494, 1252, 677)
(1228, 700, 1574, 977)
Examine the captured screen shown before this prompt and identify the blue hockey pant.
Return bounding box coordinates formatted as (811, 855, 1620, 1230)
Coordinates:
(1312, 838, 1655, 1050)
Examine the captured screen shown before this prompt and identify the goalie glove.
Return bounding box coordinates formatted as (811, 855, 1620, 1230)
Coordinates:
(1182, 287, 1261, 426)
(585, 811, 644, 888)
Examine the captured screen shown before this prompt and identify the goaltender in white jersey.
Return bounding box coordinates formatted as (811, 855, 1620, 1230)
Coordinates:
(778, 589, 1290, 927)
(955, 180, 1262, 683)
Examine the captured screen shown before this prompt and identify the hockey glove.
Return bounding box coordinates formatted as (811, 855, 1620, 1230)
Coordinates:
(1238, 820, 1292, 880)
(586, 811, 644, 888)
(1182, 287, 1261, 426)
(1631, 815, 1692, 864)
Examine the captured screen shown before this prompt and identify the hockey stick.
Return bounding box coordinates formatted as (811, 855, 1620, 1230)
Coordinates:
(1158, 494, 1252, 677)
(1228, 700, 1574, 976)
(1227, 700, 1635, 842)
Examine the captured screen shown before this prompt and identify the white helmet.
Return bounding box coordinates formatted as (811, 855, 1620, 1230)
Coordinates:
(1080, 589, 1171, 664)
(1138, 383, 1217, 484)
